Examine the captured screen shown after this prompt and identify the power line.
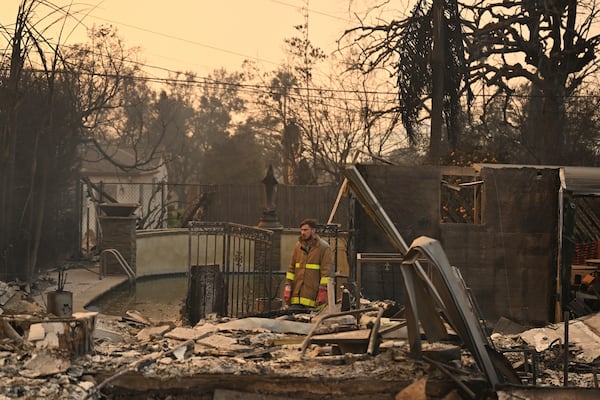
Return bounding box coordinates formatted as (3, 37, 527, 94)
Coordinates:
(75, 1, 357, 79)
(78, 0, 357, 70)
(270, 0, 353, 23)
(0, 0, 367, 86)
(0, 61, 401, 112)
(3, 42, 402, 98)
(6, 37, 600, 106)
(87, 14, 280, 68)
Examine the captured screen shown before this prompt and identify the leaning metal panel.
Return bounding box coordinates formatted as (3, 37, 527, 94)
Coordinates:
(187, 222, 274, 319)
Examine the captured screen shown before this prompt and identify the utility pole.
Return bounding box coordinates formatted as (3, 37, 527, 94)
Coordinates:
(430, 0, 445, 165)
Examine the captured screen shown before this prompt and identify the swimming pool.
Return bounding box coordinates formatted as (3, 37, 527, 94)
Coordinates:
(86, 274, 187, 321)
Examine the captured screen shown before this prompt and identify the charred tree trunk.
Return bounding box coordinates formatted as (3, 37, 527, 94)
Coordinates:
(0, 5, 26, 281)
(524, 81, 566, 164)
(523, 1, 577, 165)
(430, 0, 445, 165)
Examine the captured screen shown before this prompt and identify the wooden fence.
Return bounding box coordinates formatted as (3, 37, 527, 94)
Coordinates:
(200, 184, 349, 228)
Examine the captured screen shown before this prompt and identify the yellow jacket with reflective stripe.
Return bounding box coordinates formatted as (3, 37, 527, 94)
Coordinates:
(286, 234, 333, 307)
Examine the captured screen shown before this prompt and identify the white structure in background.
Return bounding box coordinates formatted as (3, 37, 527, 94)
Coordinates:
(79, 144, 169, 255)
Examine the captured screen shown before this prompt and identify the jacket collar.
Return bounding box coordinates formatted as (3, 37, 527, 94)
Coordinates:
(299, 234, 320, 251)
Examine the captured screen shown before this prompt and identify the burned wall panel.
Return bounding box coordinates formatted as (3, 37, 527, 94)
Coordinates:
(356, 164, 441, 244)
(481, 168, 558, 234)
(354, 165, 441, 302)
(442, 227, 556, 324)
(354, 165, 560, 325)
(443, 168, 559, 324)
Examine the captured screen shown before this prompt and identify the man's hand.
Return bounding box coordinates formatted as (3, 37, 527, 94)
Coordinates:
(283, 284, 292, 303)
(316, 286, 327, 306)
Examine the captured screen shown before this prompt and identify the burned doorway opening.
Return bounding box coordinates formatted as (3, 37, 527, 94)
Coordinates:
(565, 195, 600, 317)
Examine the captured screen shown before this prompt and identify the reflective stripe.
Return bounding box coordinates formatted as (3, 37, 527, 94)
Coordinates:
(290, 296, 316, 307)
(319, 276, 329, 285)
(286, 272, 295, 281)
(294, 262, 320, 270)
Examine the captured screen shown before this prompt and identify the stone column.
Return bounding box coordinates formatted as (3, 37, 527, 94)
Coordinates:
(99, 203, 139, 276)
(257, 165, 283, 311)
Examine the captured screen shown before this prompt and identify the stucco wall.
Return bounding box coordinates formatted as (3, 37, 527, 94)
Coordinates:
(136, 229, 189, 277)
(135, 228, 348, 285)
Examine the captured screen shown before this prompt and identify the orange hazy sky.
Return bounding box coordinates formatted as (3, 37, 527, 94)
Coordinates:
(0, 1, 376, 78)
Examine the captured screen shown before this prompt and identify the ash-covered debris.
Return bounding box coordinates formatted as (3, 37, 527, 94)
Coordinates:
(490, 314, 600, 389)
(0, 301, 427, 400)
(2, 274, 600, 400)
(0, 279, 47, 316)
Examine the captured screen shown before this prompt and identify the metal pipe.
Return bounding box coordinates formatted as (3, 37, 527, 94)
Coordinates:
(367, 306, 385, 355)
(564, 310, 569, 386)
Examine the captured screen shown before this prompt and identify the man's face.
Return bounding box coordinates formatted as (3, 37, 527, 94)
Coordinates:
(300, 224, 315, 241)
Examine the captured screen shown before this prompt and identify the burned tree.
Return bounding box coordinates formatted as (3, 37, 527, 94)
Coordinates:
(342, 0, 468, 164)
(0, 1, 161, 281)
(0, 0, 82, 281)
(465, 0, 600, 164)
(342, 0, 600, 165)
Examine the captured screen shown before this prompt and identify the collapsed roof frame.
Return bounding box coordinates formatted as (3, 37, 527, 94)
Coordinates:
(342, 165, 520, 388)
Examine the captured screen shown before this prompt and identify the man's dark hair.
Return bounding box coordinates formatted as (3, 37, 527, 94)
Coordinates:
(299, 218, 318, 228)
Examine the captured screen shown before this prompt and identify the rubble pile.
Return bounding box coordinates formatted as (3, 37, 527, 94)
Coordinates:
(490, 315, 600, 388)
(3, 273, 600, 399)
(0, 280, 47, 316)
(0, 281, 428, 400)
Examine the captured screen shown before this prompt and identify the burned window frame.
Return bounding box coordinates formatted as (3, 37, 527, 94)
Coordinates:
(440, 169, 483, 224)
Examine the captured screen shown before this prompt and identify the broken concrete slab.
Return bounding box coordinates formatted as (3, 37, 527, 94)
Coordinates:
(395, 377, 427, 400)
(519, 326, 563, 353)
(216, 317, 312, 335)
(197, 333, 254, 353)
(310, 329, 372, 354)
(135, 325, 171, 342)
(165, 325, 219, 341)
(28, 323, 46, 341)
(20, 352, 70, 378)
(172, 345, 189, 361)
(94, 327, 124, 343)
(126, 309, 154, 326)
(579, 312, 600, 337)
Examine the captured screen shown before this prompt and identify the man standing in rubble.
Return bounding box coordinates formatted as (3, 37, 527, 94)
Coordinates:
(283, 218, 333, 308)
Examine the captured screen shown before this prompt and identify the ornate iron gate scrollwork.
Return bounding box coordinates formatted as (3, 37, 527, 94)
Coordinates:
(185, 222, 274, 322)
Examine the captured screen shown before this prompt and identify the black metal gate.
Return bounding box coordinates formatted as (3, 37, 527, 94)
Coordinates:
(185, 222, 276, 322)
